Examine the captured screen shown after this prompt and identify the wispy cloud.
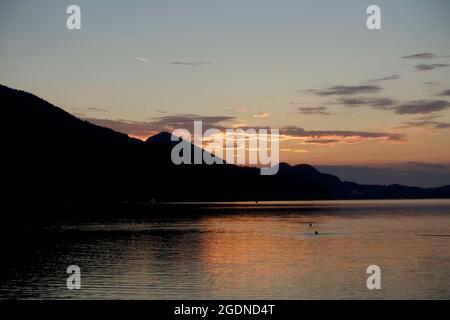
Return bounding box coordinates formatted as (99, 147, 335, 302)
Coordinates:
(83, 114, 406, 149)
(414, 63, 450, 71)
(400, 52, 450, 71)
(297, 106, 331, 115)
(337, 97, 395, 109)
(69, 106, 110, 115)
(280, 126, 404, 145)
(280, 148, 308, 153)
(136, 57, 149, 62)
(394, 100, 450, 114)
(411, 115, 442, 121)
(335, 97, 450, 115)
(170, 61, 212, 66)
(368, 74, 401, 83)
(304, 139, 340, 145)
(401, 52, 450, 59)
(86, 107, 109, 113)
(437, 89, 450, 96)
(149, 114, 235, 132)
(84, 118, 155, 139)
(402, 120, 450, 130)
(253, 112, 271, 118)
(401, 53, 437, 59)
(231, 107, 249, 114)
(301, 85, 382, 96)
(84, 114, 237, 140)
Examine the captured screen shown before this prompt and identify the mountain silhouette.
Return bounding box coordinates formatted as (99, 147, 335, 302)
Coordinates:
(1, 83, 450, 213)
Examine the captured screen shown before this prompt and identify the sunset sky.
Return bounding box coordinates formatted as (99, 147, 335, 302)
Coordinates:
(1, 0, 450, 182)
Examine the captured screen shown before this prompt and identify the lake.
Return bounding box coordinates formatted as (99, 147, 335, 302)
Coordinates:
(1, 199, 449, 299)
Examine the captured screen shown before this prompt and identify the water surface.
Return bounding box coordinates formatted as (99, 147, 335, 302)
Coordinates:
(1, 199, 449, 299)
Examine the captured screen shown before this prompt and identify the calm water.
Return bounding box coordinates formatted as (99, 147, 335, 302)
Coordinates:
(1, 200, 450, 299)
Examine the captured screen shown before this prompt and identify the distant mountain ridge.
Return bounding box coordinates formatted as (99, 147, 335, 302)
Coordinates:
(1, 83, 450, 208)
(317, 164, 450, 188)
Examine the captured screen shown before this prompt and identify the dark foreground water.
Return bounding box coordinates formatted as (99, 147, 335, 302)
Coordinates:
(1, 200, 449, 299)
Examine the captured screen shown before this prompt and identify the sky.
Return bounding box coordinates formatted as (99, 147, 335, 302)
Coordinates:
(1, 0, 450, 183)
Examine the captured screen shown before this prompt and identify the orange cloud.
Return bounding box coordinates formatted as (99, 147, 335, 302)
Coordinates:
(253, 112, 271, 118)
